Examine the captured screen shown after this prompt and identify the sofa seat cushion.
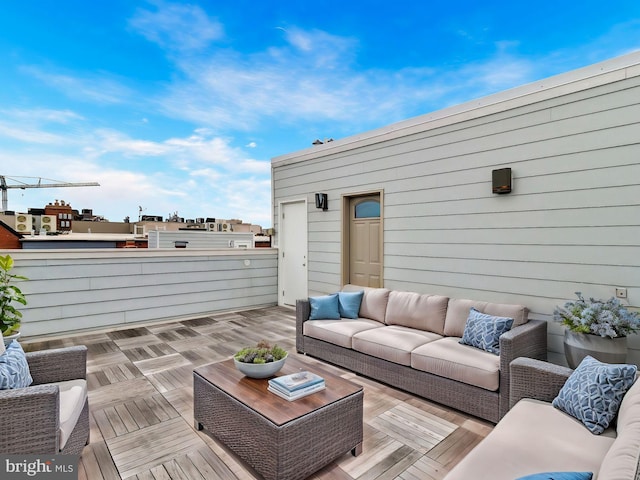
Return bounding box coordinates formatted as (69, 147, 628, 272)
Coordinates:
(384, 291, 449, 334)
(411, 337, 501, 391)
(444, 399, 616, 480)
(44, 379, 88, 450)
(597, 376, 640, 478)
(303, 319, 384, 348)
(352, 326, 442, 366)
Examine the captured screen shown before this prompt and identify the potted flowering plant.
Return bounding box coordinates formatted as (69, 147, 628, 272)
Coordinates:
(0, 254, 28, 344)
(554, 292, 640, 368)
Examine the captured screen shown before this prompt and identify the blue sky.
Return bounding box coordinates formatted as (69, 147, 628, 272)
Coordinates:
(0, 1, 639, 227)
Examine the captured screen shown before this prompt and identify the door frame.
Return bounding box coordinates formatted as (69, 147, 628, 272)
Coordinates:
(341, 189, 384, 287)
(277, 198, 308, 307)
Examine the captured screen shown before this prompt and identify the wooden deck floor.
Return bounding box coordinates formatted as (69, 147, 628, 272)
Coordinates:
(23, 306, 492, 480)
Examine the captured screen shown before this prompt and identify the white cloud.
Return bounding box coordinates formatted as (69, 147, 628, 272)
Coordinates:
(1, 108, 84, 124)
(0, 123, 67, 144)
(20, 65, 133, 105)
(129, 2, 224, 52)
(149, 22, 547, 134)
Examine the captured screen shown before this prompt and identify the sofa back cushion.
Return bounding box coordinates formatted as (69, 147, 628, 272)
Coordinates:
(384, 291, 449, 334)
(342, 285, 390, 323)
(597, 376, 640, 479)
(444, 298, 529, 337)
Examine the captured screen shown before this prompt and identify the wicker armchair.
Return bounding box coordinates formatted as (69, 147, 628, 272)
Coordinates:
(0, 345, 89, 455)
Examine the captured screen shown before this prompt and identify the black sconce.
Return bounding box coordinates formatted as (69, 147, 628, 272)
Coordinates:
(315, 193, 328, 210)
(492, 168, 512, 194)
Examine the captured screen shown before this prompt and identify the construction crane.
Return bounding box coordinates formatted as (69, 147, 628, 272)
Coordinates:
(0, 175, 100, 211)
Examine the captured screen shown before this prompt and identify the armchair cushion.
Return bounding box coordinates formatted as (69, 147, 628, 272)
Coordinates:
(0, 341, 33, 389)
(55, 379, 88, 450)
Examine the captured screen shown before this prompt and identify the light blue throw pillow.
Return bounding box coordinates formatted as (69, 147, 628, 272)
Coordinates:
(459, 307, 514, 355)
(516, 472, 593, 480)
(309, 294, 340, 320)
(0, 341, 33, 389)
(337, 291, 364, 319)
(552, 355, 636, 434)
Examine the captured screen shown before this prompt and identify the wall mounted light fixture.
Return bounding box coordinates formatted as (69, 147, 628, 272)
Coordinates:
(315, 193, 328, 210)
(492, 168, 512, 194)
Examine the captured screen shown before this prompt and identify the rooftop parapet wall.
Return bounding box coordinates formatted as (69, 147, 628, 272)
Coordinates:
(4, 249, 278, 338)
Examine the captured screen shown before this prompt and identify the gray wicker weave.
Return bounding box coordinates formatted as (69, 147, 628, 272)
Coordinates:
(194, 359, 363, 480)
(296, 299, 548, 423)
(509, 356, 572, 409)
(0, 345, 89, 455)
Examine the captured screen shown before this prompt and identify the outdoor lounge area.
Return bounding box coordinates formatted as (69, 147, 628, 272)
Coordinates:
(21, 305, 493, 480)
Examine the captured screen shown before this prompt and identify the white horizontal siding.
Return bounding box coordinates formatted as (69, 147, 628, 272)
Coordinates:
(147, 230, 254, 248)
(272, 52, 640, 366)
(6, 249, 278, 337)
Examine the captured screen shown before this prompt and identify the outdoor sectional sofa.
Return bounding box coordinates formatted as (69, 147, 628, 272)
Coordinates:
(296, 285, 547, 423)
(444, 357, 640, 479)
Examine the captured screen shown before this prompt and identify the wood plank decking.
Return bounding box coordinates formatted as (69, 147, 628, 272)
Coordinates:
(23, 306, 492, 480)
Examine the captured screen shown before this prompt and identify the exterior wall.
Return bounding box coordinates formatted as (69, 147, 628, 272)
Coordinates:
(73, 220, 134, 234)
(22, 240, 118, 249)
(272, 52, 640, 366)
(6, 249, 278, 338)
(0, 223, 21, 249)
(147, 230, 254, 248)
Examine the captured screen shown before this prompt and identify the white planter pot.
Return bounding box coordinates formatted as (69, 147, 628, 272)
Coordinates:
(2, 331, 21, 346)
(563, 330, 627, 369)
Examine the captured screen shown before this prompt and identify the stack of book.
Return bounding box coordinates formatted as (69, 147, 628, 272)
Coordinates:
(268, 371, 325, 401)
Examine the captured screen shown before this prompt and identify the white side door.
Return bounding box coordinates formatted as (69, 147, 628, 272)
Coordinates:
(279, 201, 308, 306)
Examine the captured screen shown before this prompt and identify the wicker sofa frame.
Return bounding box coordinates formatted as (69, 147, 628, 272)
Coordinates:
(296, 300, 547, 423)
(0, 345, 89, 455)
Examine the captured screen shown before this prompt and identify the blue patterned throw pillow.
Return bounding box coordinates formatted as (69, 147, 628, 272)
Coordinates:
(0, 341, 33, 389)
(337, 290, 364, 319)
(309, 293, 340, 320)
(552, 355, 637, 434)
(459, 308, 514, 355)
(516, 472, 592, 480)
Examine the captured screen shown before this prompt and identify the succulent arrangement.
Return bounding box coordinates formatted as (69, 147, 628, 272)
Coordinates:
(234, 340, 287, 364)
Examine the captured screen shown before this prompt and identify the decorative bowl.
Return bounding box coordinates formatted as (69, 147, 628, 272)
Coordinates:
(233, 354, 288, 379)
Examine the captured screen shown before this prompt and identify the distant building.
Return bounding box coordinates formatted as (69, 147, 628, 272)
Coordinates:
(0, 200, 270, 249)
(0, 220, 22, 249)
(44, 199, 74, 232)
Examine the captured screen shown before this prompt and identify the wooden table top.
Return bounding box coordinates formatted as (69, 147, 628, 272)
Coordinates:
(194, 356, 363, 426)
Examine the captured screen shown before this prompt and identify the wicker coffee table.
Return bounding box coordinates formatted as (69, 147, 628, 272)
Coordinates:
(193, 356, 363, 480)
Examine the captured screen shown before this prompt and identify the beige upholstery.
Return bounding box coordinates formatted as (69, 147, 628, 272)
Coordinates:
(443, 298, 529, 337)
(598, 378, 640, 478)
(303, 318, 383, 348)
(411, 337, 501, 391)
(55, 379, 88, 449)
(444, 398, 616, 480)
(0, 333, 5, 355)
(384, 291, 449, 334)
(342, 285, 390, 323)
(352, 326, 442, 366)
